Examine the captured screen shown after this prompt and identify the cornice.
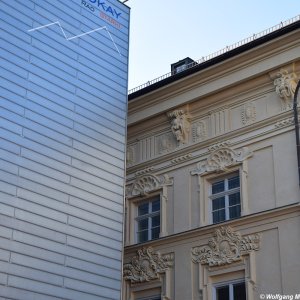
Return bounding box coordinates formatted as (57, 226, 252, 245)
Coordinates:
(127, 81, 273, 140)
(128, 30, 300, 125)
(124, 203, 300, 254)
(126, 109, 296, 177)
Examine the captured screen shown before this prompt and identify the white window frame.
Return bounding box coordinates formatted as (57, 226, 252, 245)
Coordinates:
(137, 297, 161, 300)
(194, 164, 250, 227)
(135, 195, 161, 243)
(125, 189, 169, 246)
(213, 279, 246, 300)
(210, 172, 241, 224)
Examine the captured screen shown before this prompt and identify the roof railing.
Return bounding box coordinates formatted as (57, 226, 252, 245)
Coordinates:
(128, 14, 300, 95)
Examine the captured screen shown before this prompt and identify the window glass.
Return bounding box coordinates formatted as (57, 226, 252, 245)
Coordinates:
(151, 227, 160, 240)
(212, 197, 225, 210)
(138, 203, 149, 216)
(138, 231, 148, 243)
(138, 219, 148, 231)
(228, 175, 240, 189)
(152, 215, 160, 227)
(215, 281, 246, 300)
(233, 282, 246, 300)
(216, 285, 229, 300)
(212, 180, 225, 194)
(229, 193, 240, 206)
(229, 205, 241, 219)
(176, 64, 187, 73)
(152, 200, 160, 212)
(213, 209, 226, 223)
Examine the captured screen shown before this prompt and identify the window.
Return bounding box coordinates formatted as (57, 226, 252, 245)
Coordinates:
(210, 173, 241, 224)
(131, 284, 162, 300)
(138, 297, 161, 300)
(214, 280, 246, 300)
(175, 64, 187, 73)
(136, 196, 160, 243)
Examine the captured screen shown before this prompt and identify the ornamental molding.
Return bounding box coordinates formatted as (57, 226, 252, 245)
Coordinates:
(192, 120, 207, 142)
(208, 141, 231, 152)
(275, 116, 300, 128)
(126, 145, 136, 167)
(275, 117, 294, 128)
(191, 226, 260, 266)
(158, 133, 176, 154)
(135, 167, 155, 177)
(273, 69, 298, 110)
(167, 110, 191, 145)
(126, 174, 173, 198)
(171, 153, 193, 164)
(241, 102, 256, 126)
(191, 142, 253, 176)
(123, 247, 174, 284)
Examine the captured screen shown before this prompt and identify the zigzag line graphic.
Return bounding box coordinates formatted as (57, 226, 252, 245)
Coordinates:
(28, 21, 121, 56)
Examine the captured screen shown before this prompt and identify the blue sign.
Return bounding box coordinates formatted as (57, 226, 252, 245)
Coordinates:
(88, 0, 122, 19)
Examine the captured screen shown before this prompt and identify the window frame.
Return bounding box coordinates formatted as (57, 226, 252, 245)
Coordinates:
(125, 181, 170, 246)
(137, 297, 161, 300)
(209, 172, 241, 224)
(213, 279, 246, 300)
(135, 195, 161, 243)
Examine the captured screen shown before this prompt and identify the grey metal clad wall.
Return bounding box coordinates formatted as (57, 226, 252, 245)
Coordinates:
(0, 0, 129, 299)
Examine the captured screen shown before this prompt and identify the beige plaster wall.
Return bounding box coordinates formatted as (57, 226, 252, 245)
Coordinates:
(123, 211, 300, 299)
(124, 27, 300, 300)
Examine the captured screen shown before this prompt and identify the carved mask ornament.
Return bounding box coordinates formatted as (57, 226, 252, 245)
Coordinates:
(192, 226, 260, 266)
(274, 69, 298, 110)
(167, 110, 190, 145)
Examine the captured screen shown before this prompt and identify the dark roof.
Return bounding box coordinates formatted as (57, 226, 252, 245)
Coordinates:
(128, 19, 300, 101)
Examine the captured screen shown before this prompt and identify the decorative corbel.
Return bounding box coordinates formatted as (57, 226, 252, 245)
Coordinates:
(167, 110, 191, 145)
(273, 69, 298, 110)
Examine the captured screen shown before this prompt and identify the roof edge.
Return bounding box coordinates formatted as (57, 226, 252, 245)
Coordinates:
(128, 18, 300, 101)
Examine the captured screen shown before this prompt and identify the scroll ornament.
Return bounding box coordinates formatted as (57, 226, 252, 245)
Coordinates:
(123, 247, 174, 283)
(191, 226, 260, 266)
(191, 142, 253, 176)
(126, 174, 173, 198)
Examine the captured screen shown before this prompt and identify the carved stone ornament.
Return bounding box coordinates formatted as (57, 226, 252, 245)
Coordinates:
(123, 247, 174, 283)
(158, 133, 174, 154)
(126, 146, 135, 166)
(167, 110, 190, 145)
(273, 69, 298, 110)
(191, 226, 260, 266)
(241, 103, 256, 126)
(275, 117, 294, 128)
(135, 167, 155, 177)
(126, 174, 173, 198)
(191, 142, 253, 176)
(171, 153, 192, 164)
(208, 141, 231, 152)
(193, 121, 207, 142)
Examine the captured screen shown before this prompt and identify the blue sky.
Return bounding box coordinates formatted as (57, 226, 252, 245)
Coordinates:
(127, 0, 299, 90)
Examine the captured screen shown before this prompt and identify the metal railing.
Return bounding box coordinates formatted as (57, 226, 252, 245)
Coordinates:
(128, 14, 300, 95)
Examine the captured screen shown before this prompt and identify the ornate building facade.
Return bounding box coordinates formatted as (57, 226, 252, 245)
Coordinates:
(123, 18, 300, 300)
